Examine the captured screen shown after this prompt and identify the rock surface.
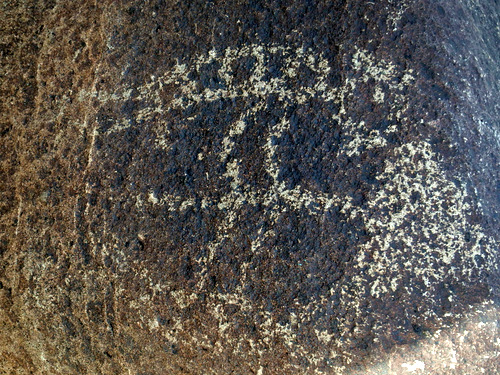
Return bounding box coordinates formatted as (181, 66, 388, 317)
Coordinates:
(1, 0, 499, 374)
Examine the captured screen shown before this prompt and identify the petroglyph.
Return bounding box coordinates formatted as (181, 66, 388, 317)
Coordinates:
(83, 43, 498, 368)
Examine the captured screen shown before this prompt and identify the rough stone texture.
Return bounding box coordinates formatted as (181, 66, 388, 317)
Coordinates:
(0, 0, 499, 374)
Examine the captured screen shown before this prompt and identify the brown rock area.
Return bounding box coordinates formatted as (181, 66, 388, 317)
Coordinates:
(1, 0, 499, 374)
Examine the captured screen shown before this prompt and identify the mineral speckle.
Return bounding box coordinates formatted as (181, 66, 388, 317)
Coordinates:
(1, 0, 499, 374)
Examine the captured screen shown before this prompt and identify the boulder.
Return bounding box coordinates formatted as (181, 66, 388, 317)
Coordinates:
(0, 0, 498, 374)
